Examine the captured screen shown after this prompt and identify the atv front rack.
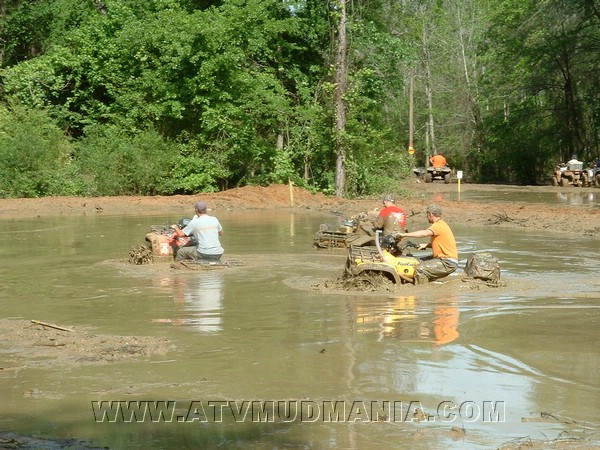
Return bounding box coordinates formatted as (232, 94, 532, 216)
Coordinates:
(348, 244, 383, 263)
(313, 226, 359, 248)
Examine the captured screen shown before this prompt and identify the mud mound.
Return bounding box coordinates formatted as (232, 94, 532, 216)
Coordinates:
(322, 273, 399, 292)
(0, 319, 173, 369)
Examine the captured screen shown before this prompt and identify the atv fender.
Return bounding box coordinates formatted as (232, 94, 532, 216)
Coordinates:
(350, 263, 401, 284)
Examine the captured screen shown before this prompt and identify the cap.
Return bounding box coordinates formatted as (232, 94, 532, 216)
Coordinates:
(426, 204, 442, 217)
(382, 194, 395, 203)
(194, 201, 207, 213)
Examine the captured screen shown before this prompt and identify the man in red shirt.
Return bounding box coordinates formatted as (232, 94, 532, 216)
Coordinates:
(374, 194, 407, 236)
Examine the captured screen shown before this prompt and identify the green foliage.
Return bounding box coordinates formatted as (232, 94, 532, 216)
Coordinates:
(74, 125, 177, 196)
(167, 139, 231, 193)
(0, 103, 73, 197)
(4, 0, 599, 197)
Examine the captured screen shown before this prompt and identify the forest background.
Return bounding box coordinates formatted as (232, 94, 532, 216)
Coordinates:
(1, 0, 599, 198)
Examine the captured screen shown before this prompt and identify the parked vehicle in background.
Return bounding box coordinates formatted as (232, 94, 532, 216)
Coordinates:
(413, 166, 453, 184)
(552, 158, 590, 187)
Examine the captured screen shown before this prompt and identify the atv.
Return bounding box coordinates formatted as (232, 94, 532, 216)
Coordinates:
(313, 210, 379, 249)
(413, 166, 452, 184)
(344, 231, 421, 284)
(137, 219, 196, 263)
(552, 162, 590, 187)
(129, 219, 242, 268)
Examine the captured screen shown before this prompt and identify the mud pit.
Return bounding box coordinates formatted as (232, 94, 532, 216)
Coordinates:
(2, 182, 600, 449)
(3, 180, 599, 340)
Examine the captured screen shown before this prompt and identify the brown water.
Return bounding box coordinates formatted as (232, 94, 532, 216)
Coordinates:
(1, 209, 599, 449)
(421, 185, 600, 207)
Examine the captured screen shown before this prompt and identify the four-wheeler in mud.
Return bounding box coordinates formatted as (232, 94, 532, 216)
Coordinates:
(588, 163, 600, 186)
(552, 161, 591, 187)
(344, 232, 421, 284)
(129, 219, 242, 268)
(412, 166, 452, 184)
(313, 210, 380, 249)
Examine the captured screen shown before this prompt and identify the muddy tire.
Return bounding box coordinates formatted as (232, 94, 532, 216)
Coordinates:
(551, 176, 559, 186)
(424, 173, 433, 183)
(561, 177, 570, 187)
(582, 174, 590, 187)
(596, 174, 600, 187)
(444, 173, 451, 184)
(129, 243, 153, 265)
(350, 271, 396, 288)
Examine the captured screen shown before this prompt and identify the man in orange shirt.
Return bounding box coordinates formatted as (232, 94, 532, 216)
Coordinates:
(430, 153, 447, 168)
(398, 204, 458, 284)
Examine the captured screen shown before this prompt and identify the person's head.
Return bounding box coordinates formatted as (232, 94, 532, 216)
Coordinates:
(382, 194, 395, 206)
(425, 204, 442, 222)
(194, 201, 208, 214)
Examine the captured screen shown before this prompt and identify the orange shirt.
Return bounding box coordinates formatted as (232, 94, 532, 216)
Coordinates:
(430, 154, 447, 168)
(433, 306, 459, 345)
(428, 219, 458, 260)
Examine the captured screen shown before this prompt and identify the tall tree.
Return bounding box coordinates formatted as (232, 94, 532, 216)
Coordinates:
(333, 0, 348, 197)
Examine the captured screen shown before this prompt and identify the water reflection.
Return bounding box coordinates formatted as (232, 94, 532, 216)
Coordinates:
(433, 188, 600, 206)
(555, 190, 597, 206)
(153, 272, 224, 333)
(354, 296, 459, 345)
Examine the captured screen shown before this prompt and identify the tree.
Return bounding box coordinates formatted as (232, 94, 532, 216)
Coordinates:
(333, 0, 348, 197)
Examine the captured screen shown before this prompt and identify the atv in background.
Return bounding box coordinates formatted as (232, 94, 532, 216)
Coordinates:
(552, 161, 590, 187)
(413, 166, 452, 184)
(588, 160, 600, 186)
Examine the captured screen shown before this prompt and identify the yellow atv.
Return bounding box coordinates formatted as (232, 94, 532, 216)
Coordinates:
(344, 232, 420, 284)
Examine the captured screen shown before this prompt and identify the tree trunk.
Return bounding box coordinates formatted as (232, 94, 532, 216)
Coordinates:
(423, 29, 436, 162)
(334, 0, 348, 198)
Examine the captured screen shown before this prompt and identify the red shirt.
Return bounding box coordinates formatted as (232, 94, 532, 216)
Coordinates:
(378, 205, 407, 229)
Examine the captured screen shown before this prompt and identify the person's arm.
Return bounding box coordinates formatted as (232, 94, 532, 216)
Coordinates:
(399, 229, 433, 239)
(170, 224, 189, 237)
(399, 229, 433, 250)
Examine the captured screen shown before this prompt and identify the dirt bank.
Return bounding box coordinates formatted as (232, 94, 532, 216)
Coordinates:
(1, 182, 599, 236)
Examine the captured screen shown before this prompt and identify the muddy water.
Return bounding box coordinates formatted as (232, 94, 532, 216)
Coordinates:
(1, 209, 599, 449)
(419, 186, 600, 207)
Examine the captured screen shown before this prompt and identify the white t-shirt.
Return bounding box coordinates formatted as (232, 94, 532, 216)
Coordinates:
(182, 214, 224, 255)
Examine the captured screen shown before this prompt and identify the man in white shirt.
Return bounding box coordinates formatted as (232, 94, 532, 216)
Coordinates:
(173, 201, 224, 261)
